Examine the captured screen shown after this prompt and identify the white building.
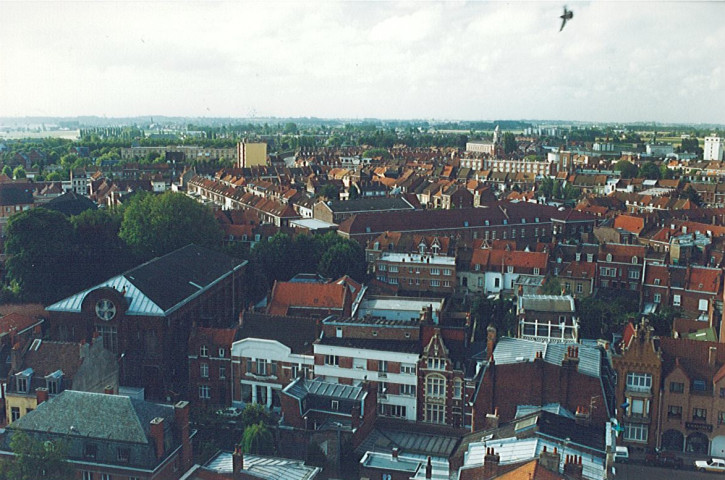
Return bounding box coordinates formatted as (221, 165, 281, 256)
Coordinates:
(705, 135, 724, 161)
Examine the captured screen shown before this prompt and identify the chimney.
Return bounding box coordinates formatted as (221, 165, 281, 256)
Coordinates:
(79, 339, 90, 359)
(563, 455, 584, 480)
(392, 447, 399, 460)
(425, 456, 433, 479)
(232, 444, 244, 479)
(104, 385, 114, 395)
(483, 448, 500, 478)
(36, 387, 49, 405)
(710, 346, 717, 366)
(10, 342, 21, 371)
(351, 403, 361, 430)
(485, 407, 499, 430)
(575, 405, 591, 426)
(150, 417, 165, 459)
(175, 401, 193, 470)
(486, 325, 497, 361)
(539, 445, 561, 472)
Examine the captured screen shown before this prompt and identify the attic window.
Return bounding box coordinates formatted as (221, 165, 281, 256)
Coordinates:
(632, 256, 638, 264)
(654, 278, 661, 285)
(606, 254, 612, 262)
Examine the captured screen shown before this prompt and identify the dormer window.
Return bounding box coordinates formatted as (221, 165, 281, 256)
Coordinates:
(15, 368, 32, 393)
(606, 253, 612, 262)
(200, 345, 209, 357)
(632, 256, 638, 264)
(576, 253, 581, 261)
(46, 370, 63, 395)
(654, 278, 661, 285)
(587, 254, 593, 262)
(218, 347, 225, 358)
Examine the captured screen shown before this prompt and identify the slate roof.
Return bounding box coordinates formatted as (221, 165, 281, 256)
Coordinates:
(323, 197, 415, 213)
(492, 337, 602, 378)
(202, 451, 320, 480)
(317, 337, 420, 354)
(45, 191, 97, 216)
(238, 312, 319, 354)
(0, 182, 33, 205)
(20, 340, 83, 377)
(8, 390, 173, 444)
(283, 378, 366, 402)
(47, 245, 246, 316)
(518, 295, 575, 313)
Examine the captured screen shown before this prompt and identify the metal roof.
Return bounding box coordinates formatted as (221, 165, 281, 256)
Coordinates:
(204, 451, 320, 480)
(492, 337, 602, 378)
(284, 378, 366, 402)
(518, 294, 575, 313)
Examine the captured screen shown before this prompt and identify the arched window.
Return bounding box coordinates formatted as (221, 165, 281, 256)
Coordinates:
(426, 374, 446, 399)
(606, 253, 612, 262)
(632, 256, 638, 264)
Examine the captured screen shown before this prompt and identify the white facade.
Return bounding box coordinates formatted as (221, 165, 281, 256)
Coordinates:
(314, 343, 419, 421)
(705, 135, 724, 161)
(231, 338, 313, 410)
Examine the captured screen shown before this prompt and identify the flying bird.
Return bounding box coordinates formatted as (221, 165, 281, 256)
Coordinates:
(559, 6, 573, 32)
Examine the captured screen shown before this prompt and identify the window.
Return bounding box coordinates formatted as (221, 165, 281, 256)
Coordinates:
(389, 265, 398, 273)
(693, 379, 707, 392)
(606, 253, 613, 262)
(654, 278, 661, 285)
(426, 374, 446, 398)
(331, 400, 339, 411)
(291, 364, 299, 378)
(427, 358, 445, 370)
(379, 404, 407, 418)
(84, 443, 98, 459)
(693, 408, 707, 422)
(623, 423, 648, 442)
(719, 412, 725, 425)
(378, 382, 387, 395)
(632, 256, 638, 264)
(453, 379, 463, 399)
(576, 283, 583, 294)
(670, 382, 684, 393)
(16, 375, 28, 393)
(721, 387, 725, 398)
(425, 403, 445, 424)
(219, 366, 226, 379)
(10, 407, 20, 422)
(400, 384, 415, 396)
(389, 277, 398, 285)
(533, 268, 540, 275)
(668, 405, 682, 418)
(431, 268, 440, 275)
(507, 266, 514, 274)
(630, 398, 647, 416)
(117, 447, 130, 463)
(378, 360, 388, 373)
(628, 270, 640, 280)
(97, 325, 118, 353)
(626, 372, 652, 392)
(430, 279, 440, 287)
(673, 295, 681, 306)
(443, 269, 452, 276)
(199, 385, 210, 399)
(378, 264, 386, 272)
(654, 293, 661, 304)
(200, 363, 209, 378)
(82, 472, 92, 480)
(101, 475, 111, 480)
(256, 358, 267, 375)
(200, 345, 209, 357)
(325, 355, 339, 366)
(218, 347, 225, 357)
(401, 363, 416, 375)
(699, 299, 709, 311)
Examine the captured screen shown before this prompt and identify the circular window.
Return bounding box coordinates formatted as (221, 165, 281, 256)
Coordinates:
(95, 299, 116, 321)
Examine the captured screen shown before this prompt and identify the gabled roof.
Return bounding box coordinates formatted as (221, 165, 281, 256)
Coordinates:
(19, 340, 84, 378)
(200, 451, 320, 480)
(47, 245, 246, 317)
(492, 337, 601, 378)
(267, 280, 349, 315)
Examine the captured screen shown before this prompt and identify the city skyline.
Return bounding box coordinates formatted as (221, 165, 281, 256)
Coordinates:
(1, 1, 724, 124)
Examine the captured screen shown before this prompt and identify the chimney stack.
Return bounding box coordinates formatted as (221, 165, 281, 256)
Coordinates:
(485, 407, 500, 430)
(150, 417, 165, 459)
(539, 445, 561, 472)
(175, 401, 193, 470)
(425, 456, 432, 479)
(709, 346, 717, 366)
(392, 448, 399, 460)
(486, 325, 497, 361)
(104, 385, 114, 395)
(232, 444, 244, 479)
(483, 448, 500, 478)
(563, 455, 584, 480)
(36, 387, 49, 405)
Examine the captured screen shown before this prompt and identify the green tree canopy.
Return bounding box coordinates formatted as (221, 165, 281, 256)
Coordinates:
(1, 165, 12, 177)
(0, 432, 72, 480)
(12, 166, 26, 179)
(240, 403, 275, 428)
(241, 423, 274, 455)
(4, 208, 75, 303)
(318, 241, 366, 281)
(637, 161, 661, 180)
(502, 132, 517, 155)
(119, 192, 222, 259)
(614, 160, 638, 179)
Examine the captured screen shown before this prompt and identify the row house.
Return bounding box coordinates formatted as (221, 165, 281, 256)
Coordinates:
(641, 264, 722, 321)
(188, 326, 238, 409)
(338, 201, 596, 246)
(691, 182, 725, 208)
(231, 313, 317, 411)
(365, 232, 453, 265)
(483, 157, 557, 177)
(460, 243, 547, 295)
(550, 244, 598, 297)
(595, 242, 648, 291)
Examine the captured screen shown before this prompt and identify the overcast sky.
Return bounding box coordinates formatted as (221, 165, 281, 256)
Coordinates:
(1, 1, 723, 124)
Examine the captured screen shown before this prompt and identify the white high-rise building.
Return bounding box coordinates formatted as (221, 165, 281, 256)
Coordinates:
(704, 134, 723, 161)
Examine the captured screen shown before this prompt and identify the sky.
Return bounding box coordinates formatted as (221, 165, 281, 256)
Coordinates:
(1, 1, 724, 124)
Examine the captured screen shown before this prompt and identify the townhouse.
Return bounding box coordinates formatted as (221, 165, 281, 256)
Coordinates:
(595, 243, 648, 291)
(188, 327, 238, 409)
(641, 264, 722, 321)
(460, 243, 547, 295)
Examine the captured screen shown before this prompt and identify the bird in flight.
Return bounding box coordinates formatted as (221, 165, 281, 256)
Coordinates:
(560, 6, 573, 32)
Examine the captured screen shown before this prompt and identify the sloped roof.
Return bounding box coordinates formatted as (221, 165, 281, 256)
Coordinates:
(201, 451, 320, 480)
(238, 313, 318, 354)
(492, 337, 601, 378)
(518, 295, 575, 313)
(283, 378, 366, 402)
(20, 340, 83, 377)
(267, 280, 348, 315)
(8, 390, 173, 444)
(47, 245, 246, 316)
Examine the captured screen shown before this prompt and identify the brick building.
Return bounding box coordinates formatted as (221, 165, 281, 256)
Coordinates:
(188, 326, 238, 409)
(45, 245, 247, 400)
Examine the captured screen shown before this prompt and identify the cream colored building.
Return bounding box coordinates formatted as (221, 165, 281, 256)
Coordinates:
(237, 141, 268, 168)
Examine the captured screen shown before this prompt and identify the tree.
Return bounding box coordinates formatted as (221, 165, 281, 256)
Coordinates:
(1, 165, 12, 177)
(540, 276, 563, 295)
(240, 403, 274, 428)
(4, 208, 76, 303)
(502, 132, 517, 155)
(0, 432, 71, 480)
(46, 172, 63, 181)
(12, 166, 25, 179)
(317, 183, 339, 200)
(470, 295, 517, 337)
(318, 241, 366, 281)
(614, 160, 638, 179)
(680, 185, 703, 206)
(637, 161, 661, 180)
(241, 423, 274, 455)
(119, 192, 222, 259)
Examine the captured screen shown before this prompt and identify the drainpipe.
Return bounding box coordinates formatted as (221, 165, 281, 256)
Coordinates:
(656, 386, 663, 450)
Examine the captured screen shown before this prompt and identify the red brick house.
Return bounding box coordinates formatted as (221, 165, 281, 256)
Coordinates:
(188, 326, 238, 409)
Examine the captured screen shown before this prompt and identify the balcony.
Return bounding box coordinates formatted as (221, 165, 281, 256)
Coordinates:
(625, 385, 652, 397)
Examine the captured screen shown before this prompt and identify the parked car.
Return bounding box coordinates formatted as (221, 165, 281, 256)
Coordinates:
(644, 449, 683, 469)
(695, 458, 725, 473)
(615, 446, 630, 463)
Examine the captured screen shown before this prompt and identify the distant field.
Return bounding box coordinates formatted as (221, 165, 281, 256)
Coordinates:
(0, 130, 80, 140)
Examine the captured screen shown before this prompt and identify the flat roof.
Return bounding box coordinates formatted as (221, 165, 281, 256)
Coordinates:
(380, 253, 456, 266)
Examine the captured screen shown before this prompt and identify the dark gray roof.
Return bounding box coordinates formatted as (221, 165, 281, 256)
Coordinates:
(45, 191, 97, 216)
(8, 390, 173, 444)
(317, 337, 420, 354)
(325, 197, 414, 213)
(0, 182, 33, 206)
(239, 313, 318, 354)
(518, 295, 575, 313)
(284, 378, 366, 402)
